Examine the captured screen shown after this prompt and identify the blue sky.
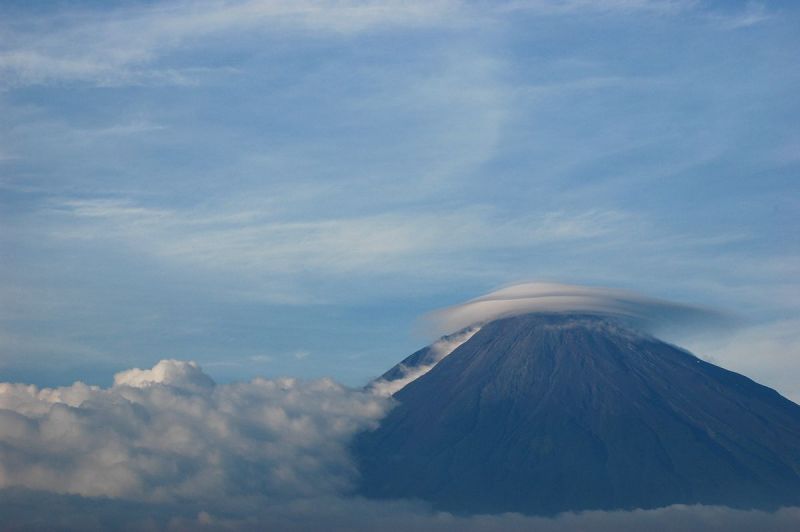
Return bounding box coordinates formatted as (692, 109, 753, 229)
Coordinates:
(1, 0, 798, 396)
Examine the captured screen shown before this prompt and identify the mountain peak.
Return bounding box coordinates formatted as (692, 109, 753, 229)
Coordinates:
(355, 311, 800, 515)
(374, 312, 648, 398)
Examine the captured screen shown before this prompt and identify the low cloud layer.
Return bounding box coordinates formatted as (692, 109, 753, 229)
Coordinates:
(427, 282, 732, 337)
(0, 359, 389, 502)
(0, 358, 798, 530)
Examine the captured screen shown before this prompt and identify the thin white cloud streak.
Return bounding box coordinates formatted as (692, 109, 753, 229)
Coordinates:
(427, 282, 729, 336)
(498, 0, 693, 15)
(360, 50, 511, 189)
(47, 198, 628, 280)
(368, 326, 480, 396)
(0, 0, 733, 89)
(707, 2, 771, 29)
(0, 42, 515, 201)
(0, 329, 106, 368)
(0, 0, 463, 88)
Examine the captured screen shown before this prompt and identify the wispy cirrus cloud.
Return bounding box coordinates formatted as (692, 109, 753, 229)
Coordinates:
(46, 197, 629, 279)
(0, 0, 464, 88)
(1, 0, 797, 392)
(0, 0, 761, 89)
(706, 1, 771, 29)
(497, 0, 694, 15)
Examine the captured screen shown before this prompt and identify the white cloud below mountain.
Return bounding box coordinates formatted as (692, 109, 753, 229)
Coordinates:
(0, 358, 798, 530)
(0, 359, 390, 501)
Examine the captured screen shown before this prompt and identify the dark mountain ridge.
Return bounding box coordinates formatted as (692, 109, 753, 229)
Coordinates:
(354, 313, 800, 515)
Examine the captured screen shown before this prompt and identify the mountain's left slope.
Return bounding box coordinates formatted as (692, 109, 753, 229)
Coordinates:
(353, 313, 800, 516)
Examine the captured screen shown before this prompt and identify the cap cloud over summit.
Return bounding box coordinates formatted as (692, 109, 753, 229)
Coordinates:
(427, 282, 730, 336)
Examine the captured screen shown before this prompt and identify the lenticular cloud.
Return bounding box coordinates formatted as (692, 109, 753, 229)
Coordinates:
(427, 282, 728, 336)
(0, 360, 390, 502)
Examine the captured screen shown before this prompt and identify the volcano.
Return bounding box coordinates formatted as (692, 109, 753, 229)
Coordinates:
(353, 313, 800, 515)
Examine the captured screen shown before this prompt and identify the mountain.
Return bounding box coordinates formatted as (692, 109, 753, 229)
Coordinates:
(353, 313, 800, 515)
(367, 326, 479, 397)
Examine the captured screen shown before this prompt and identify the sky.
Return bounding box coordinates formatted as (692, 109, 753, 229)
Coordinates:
(1, 1, 800, 529)
(1, 0, 799, 398)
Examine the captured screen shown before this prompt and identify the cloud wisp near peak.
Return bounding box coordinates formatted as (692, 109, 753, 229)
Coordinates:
(426, 282, 732, 336)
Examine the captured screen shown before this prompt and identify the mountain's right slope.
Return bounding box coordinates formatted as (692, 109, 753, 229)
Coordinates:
(354, 313, 800, 515)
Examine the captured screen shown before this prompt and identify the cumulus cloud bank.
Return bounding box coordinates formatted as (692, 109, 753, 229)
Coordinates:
(427, 282, 731, 336)
(0, 359, 389, 502)
(0, 358, 798, 530)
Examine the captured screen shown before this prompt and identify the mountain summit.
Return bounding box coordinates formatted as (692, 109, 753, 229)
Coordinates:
(354, 313, 800, 515)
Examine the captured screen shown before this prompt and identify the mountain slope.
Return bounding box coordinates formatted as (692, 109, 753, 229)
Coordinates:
(353, 313, 800, 515)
